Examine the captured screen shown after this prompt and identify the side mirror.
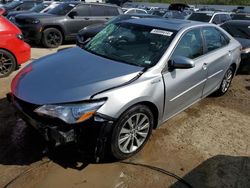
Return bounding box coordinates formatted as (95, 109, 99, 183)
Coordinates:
(68, 11, 78, 19)
(168, 56, 195, 69)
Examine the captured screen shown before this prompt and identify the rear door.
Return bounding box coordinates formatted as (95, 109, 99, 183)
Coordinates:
(162, 28, 207, 120)
(89, 5, 111, 24)
(65, 4, 92, 39)
(201, 27, 232, 96)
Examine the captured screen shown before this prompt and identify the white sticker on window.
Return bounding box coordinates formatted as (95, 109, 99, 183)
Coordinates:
(206, 13, 213, 16)
(248, 26, 250, 28)
(150, 29, 173, 36)
(69, 4, 76, 7)
(144, 61, 151, 64)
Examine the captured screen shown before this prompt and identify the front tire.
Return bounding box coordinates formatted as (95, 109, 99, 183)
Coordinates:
(42, 28, 63, 48)
(111, 105, 154, 160)
(214, 66, 234, 96)
(0, 49, 16, 78)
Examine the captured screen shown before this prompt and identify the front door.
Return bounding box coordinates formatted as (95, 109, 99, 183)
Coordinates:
(162, 28, 207, 120)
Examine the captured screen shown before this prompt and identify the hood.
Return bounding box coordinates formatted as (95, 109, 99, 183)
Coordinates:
(78, 24, 105, 37)
(7, 10, 33, 17)
(79, 23, 105, 33)
(15, 12, 55, 20)
(12, 47, 143, 105)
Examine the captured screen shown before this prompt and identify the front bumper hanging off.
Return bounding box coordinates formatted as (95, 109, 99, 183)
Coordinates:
(7, 93, 114, 162)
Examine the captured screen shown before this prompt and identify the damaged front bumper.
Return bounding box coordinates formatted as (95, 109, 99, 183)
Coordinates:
(7, 93, 114, 161)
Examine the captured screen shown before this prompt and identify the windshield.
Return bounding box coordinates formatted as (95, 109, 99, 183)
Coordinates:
(48, 3, 76, 16)
(30, 3, 49, 12)
(188, 13, 212, 22)
(3, 0, 21, 9)
(84, 23, 176, 68)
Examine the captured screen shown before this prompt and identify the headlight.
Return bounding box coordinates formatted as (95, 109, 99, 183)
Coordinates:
(8, 16, 15, 21)
(31, 19, 40, 24)
(34, 100, 106, 124)
(16, 34, 24, 40)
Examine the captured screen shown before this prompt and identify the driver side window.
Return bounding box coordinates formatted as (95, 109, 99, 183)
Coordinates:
(172, 28, 204, 59)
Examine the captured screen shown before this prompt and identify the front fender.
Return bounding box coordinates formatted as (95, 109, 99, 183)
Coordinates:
(94, 74, 165, 125)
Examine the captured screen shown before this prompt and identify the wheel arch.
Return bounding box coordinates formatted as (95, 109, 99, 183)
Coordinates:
(120, 101, 160, 130)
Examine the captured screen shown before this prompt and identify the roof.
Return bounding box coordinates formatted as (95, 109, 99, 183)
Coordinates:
(195, 11, 231, 15)
(224, 20, 250, 25)
(122, 18, 202, 31)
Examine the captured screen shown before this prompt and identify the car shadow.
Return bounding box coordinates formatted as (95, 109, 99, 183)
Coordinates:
(0, 97, 110, 169)
(237, 59, 250, 75)
(0, 97, 45, 165)
(171, 155, 250, 188)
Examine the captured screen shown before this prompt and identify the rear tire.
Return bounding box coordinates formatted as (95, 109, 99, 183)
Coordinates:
(0, 49, 16, 78)
(42, 28, 63, 48)
(110, 105, 154, 160)
(213, 66, 234, 96)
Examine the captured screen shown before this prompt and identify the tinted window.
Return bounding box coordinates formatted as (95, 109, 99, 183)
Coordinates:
(30, 3, 49, 12)
(220, 14, 230, 23)
(222, 23, 250, 39)
(75, 4, 90, 16)
(188, 13, 212, 22)
(212, 15, 220, 24)
(90, 5, 105, 16)
(48, 3, 76, 16)
(136, 9, 146, 14)
(18, 2, 36, 10)
(172, 28, 203, 59)
(106, 6, 119, 16)
(202, 27, 228, 53)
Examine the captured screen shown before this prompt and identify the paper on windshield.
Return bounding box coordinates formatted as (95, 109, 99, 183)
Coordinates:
(150, 29, 173, 36)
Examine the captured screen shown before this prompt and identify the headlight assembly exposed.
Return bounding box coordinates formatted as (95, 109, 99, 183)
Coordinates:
(34, 100, 106, 124)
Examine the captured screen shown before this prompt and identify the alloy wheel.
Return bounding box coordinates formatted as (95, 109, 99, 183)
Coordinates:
(0, 52, 14, 77)
(221, 68, 233, 93)
(118, 113, 150, 154)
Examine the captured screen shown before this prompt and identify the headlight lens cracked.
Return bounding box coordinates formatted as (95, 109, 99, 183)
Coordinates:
(34, 100, 106, 124)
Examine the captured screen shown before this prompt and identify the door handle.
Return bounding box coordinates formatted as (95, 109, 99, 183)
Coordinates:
(84, 17, 89, 20)
(203, 63, 208, 70)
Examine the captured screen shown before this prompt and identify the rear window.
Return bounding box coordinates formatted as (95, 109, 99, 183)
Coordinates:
(188, 13, 212, 22)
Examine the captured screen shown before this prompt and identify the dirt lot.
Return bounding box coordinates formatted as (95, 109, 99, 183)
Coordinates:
(0, 45, 249, 188)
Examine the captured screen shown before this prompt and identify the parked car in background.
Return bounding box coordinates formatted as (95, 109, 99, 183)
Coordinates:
(76, 13, 158, 48)
(188, 11, 231, 25)
(123, 8, 147, 14)
(149, 9, 167, 16)
(168, 3, 189, 11)
(2, 0, 42, 16)
(7, 2, 60, 22)
(9, 18, 241, 160)
(0, 16, 30, 78)
(231, 13, 250, 20)
(14, 2, 122, 48)
(221, 20, 250, 73)
(163, 10, 187, 19)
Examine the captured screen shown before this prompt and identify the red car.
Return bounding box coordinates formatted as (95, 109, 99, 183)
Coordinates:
(0, 15, 30, 78)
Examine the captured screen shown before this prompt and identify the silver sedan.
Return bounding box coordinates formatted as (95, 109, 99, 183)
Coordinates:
(9, 18, 241, 160)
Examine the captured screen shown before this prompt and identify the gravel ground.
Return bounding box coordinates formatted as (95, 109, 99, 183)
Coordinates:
(0, 45, 249, 188)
